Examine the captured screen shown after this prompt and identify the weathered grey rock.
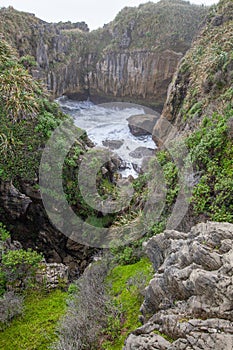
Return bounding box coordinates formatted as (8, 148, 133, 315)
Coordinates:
(212, 15, 223, 26)
(0, 181, 32, 219)
(19, 180, 41, 200)
(125, 332, 171, 350)
(102, 139, 124, 150)
(129, 147, 155, 159)
(124, 222, 233, 350)
(127, 114, 159, 136)
(36, 262, 68, 289)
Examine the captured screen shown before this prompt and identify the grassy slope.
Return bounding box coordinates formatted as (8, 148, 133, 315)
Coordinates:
(0, 290, 67, 350)
(102, 258, 153, 349)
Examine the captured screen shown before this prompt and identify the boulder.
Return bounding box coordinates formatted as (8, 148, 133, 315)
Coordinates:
(127, 114, 159, 137)
(129, 147, 154, 159)
(102, 139, 124, 150)
(124, 222, 233, 350)
(0, 181, 32, 220)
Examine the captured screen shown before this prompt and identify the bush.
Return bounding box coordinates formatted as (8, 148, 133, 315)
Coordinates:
(1, 248, 43, 291)
(186, 109, 233, 222)
(0, 225, 43, 293)
(0, 291, 23, 328)
(19, 55, 37, 69)
(53, 259, 118, 350)
(0, 223, 10, 242)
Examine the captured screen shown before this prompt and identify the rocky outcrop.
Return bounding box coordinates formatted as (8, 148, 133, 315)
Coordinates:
(129, 147, 155, 159)
(124, 222, 233, 349)
(127, 114, 159, 136)
(0, 180, 96, 277)
(102, 140, 124, 150)
(0, 181, 32, 220)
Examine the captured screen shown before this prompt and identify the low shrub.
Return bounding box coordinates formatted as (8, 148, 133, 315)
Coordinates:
(53, 259, 118, 350)
(0, 291, 23, 328)
(0, 223, 43, 294)
(1, 248, 43, 291)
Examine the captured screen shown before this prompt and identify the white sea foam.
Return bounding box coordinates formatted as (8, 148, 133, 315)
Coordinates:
(57, 96, 157, 177)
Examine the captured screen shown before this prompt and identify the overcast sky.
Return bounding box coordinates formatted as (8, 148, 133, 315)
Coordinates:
(0, 0, 218, 30)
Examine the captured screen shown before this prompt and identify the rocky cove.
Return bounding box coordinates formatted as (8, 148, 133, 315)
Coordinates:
(57, 97, 159, 178)
(0, 1, 208, 111)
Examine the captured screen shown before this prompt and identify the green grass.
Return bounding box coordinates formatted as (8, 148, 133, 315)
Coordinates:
(0, 289, 67, 350)
(103, 258, 153, 349)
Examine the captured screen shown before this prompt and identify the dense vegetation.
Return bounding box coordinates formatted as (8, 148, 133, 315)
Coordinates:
(0, 39, 65, 181)
(104, 0, 207, 52)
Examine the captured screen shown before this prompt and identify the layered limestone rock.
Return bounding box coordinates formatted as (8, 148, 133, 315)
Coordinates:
(124, 221, 233, 350)
(89, 50, 183, 111)
(36, 262, 68, 289)
(0, 1, 208, 111)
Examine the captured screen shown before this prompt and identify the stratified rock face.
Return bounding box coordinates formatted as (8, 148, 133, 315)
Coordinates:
(124, 222, 233, 350)
(89, 50, 183, 111)
(0, 1, 208, 111)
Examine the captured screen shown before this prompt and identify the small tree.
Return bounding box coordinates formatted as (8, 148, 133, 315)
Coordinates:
(0, 223, 43, 293)
(1, 249, 43, 291)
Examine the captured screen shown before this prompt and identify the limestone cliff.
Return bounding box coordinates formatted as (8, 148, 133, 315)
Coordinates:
(88, 50, 183, 111)
(0, 0, 208, 111)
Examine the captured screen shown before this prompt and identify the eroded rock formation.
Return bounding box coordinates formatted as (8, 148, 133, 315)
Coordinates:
(89, 50, 183, 111)
(124, 221, 233, 349)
